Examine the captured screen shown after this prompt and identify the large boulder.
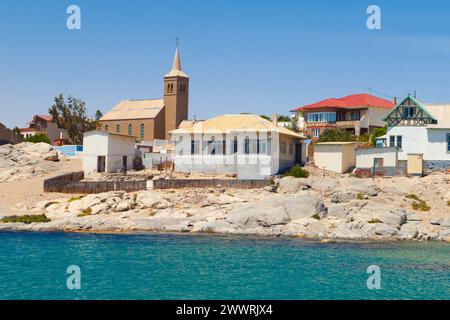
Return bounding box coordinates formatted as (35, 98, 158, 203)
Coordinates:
(397, 223, 419, 240)
(277, 177, 310, 193)
(330, 190, 360, 203)
(226, 194, 325, 229)
(136, 191, 165, 209)
(351, 206, 407, 226)
(374, 224, 399, 236)
(192, 220, 237, 234)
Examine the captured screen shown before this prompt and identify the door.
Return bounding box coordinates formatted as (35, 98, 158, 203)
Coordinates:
(97, 156, 106, 173)
(295, 143, 302, 164)
(122, 156, 128, 172)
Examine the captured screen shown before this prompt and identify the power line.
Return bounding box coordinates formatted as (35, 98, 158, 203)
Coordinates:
(368, 88, 398, 99)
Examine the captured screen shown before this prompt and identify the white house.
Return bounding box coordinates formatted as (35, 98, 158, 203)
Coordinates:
(170, 114, 305, 180)
(355, 147, 398, 177)
(82, 131, 137, 175)
(383, 95, 450, 171)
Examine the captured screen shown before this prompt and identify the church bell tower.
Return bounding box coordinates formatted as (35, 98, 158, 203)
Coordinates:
(163, 46, 189, 140)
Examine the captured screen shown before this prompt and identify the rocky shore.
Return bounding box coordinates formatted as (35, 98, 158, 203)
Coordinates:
(1, 171, 449, 242)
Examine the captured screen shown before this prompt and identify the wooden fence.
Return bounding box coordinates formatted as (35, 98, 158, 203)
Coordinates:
(152, 179, 271, 190)
(44, 171, 147, 194)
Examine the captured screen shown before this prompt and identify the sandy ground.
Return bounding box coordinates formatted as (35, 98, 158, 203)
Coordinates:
(0, 158, 82, 215)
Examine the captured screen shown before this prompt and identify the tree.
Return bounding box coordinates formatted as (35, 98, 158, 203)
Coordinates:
(23, 134, 51, 144)
(95, 110, 103, 121)
(371, 126, 387, 145)
(318, 128, 355, 142)
(12, 127, 21, 136)
(286, 114, 300, 133)
(49, 94, 97, 145)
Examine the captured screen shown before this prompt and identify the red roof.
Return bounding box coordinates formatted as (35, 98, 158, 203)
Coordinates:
(35, 115, 54, 122)
(19, 128, 36, 133)
(292, 94, 395, 112)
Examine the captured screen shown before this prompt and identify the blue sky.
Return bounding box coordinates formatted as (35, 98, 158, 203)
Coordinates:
(2, 0, 450, 128)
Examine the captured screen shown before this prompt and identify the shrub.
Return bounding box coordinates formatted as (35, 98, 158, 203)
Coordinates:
(406, 194, 420, 201)
(311, 213, 321, 220)
(412, 201, 431, 212)
(23, 133, 51, 144)
(78, 208, 92, 217)
(1, 214, 50, 224)
(284, 165, 310, 178)
(447, 201, 450, 207)
(368, 218, 383, 224)
(318, 128, 355, 142)
(406, 194, 431, 212)
(68, 196, 83, 203)
(357, 192, 365, 200)
(359, 133, 371, 143)
(371, 126, 387, 146)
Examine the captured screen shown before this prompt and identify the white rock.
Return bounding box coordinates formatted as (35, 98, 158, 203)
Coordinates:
(374, 224, 399, 236)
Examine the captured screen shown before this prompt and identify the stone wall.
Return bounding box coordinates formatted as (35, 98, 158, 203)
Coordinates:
(0, 123, 22, 145)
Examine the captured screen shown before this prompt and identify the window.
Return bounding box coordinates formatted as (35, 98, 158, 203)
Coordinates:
(116, 124, 121, 133)
(104, 125, 109, 132)
(289, 143, 294, 155)
(389, 136, 395, 147)
(128, 124, 133, 136)
(375, 158, 384, 167)
(447, 133, 450, 152)
(280, 142, 287, 154)
(397, 136, 403, 149)
(390, 135, 403, 149)
(404, 107, 415, 118)
(313, 128, 320, 138)
(351, 111, 361, 121)
(244, 137, 250, 154)
(140, 124, 145, 140)
(306, 112, 336, 123)
(191, 140, 200, 154)
(233, 137, 238, 154)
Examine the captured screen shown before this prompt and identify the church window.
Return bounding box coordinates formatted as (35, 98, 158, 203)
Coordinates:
(140, 124, 145, 140)
(128, 124, 133, 136)
(116, 124, 120, 133)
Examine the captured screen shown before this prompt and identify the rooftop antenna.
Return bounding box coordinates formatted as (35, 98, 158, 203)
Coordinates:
(414, 90, 417, 98)
(368, 87, 398, 100)
(176, 37, 179, 48)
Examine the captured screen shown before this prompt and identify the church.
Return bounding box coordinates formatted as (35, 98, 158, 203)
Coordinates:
(99, 47, 189, 141)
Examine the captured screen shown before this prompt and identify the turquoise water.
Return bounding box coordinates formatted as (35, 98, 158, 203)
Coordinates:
(0, 231, 448, 300)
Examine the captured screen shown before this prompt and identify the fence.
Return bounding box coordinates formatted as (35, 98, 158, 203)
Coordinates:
(44, 171, 147, 194)
(152, 179, 271, 190)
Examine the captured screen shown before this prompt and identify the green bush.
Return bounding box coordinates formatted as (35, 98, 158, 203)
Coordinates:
(78, 208, 92, 217)
(1, 214, 51, 224)
(406, 194, 431, 212)
(371, 126, 387, 145)
(368, 218, 383, 224)
(311, 213, 321, 220)
(68, 196, 83, 203)
(284, 165, 310, 178)
(359, 133, 371, 143)
(23, 134, 51, 144)
(318, 128, 355, 142)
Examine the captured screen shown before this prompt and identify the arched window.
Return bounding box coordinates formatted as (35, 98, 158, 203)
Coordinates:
(140, 123, 145, 140)
(105, 125, 109, 132)
(128, 124, 133, 136)
(116, 124, 120, 133)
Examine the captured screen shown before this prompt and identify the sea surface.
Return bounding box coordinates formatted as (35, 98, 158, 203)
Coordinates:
(0, 231, 448, 300)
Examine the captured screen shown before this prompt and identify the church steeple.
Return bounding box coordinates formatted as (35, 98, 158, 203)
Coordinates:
(165, 47, 189, 78)
(163, 45, 189, 139)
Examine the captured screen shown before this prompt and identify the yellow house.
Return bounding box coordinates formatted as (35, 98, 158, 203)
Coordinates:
(313, 142, 356, 174)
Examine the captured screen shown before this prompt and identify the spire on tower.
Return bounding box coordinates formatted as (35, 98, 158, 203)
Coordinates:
(165, 43, 189, 78)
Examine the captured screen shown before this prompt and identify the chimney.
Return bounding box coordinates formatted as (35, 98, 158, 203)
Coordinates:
(271, 114, 278, 126)
(392, 97, 397, 105)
